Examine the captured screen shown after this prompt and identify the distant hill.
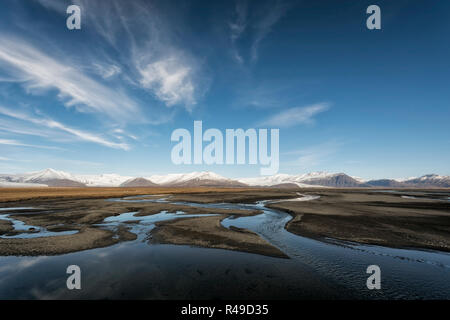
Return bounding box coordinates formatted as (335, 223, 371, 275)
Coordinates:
(402, 174, 450, 188)
(300, 173, 365, 188)
(2, 168, 86, 187)
(1, 168, 448, 189)
(120, 177, 159, 187)
(148, 171, 247, 187)
(240, 172, 366, 188)
(366, 179, 407, 188)
(36, 178, 86, 187)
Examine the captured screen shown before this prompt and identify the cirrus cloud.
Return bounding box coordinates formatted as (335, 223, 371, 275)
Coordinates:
(0, 35, 142, 123)
(258, 102, 330, 128)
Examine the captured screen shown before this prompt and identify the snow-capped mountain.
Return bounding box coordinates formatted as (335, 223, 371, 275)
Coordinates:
(239, 172, 362, 188)
(351, 176, 367, 183)
(147, 171, 246, 187)
(0, 169, 130, 187)
(74, 173, 132, 187)
(367, 174, 450, 188)
(300, 173, 364, 187)
(0, 169, 245, 187)
(0, 168, 84, 187)
(22, 168, 75, 182)
(243, 172, 450, 188)
(403, 174, 450, 188)
(120, 177, 158, 187)
(0, 169, 448, 188)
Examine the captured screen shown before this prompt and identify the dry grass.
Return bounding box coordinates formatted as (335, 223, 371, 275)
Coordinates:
(0, 187, 262, 203)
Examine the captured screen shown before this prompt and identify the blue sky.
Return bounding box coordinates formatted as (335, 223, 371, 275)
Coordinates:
(0, 0, 449, 179)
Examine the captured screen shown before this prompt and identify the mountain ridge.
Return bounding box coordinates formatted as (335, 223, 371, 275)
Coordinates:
(0, 168, 449, 188)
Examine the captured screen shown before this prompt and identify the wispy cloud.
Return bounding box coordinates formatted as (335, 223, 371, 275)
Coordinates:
(229, 0, 248, 64)
(258, 103, 330, 127)
(0, 120, 50, 138)
(0, 35, 141, 122)
(34, 0, 203, 111)
(92, 63, 121, 79)
(0, 106, 130, 150)
(230, 1, 248, 42)
(251, 0, 289, 63)
(112, 128, 138, 141)
(0, 156, 30, 163)
(0, 138, 62, 150)
(228, 0, 288, 64)
(284, 140, 343, 169)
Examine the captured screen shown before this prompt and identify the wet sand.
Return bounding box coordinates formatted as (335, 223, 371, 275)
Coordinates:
(267, 189, 450, 252)
(0, 219, 13, 234)
(151, 215, 288, 258)
(0, 227, 136, 256)
(0, 190, 282, 256)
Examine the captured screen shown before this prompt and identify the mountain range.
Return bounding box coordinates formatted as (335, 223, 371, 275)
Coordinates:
(0, 168, 449, 188)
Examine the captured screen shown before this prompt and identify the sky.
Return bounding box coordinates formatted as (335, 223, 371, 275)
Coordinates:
(0, 0, 449, 180)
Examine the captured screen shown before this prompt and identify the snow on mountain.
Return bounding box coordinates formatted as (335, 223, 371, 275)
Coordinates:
(147, 171, 235, 186)
(367, 174, 450, 188)
(0, 168, 83, 187)
(0, 180, 48, 188)
(239, 172, 341, 187)
(403, 174, 450, 188)
(0, 169, 131, 187)
(412, 174, 446, 181)
(22, 169, 85, 187)
(0, 169, 241, 187)
(74, 173, 132, 187)
(351, 176, 367, 183)
(22, 168, 75, 182)
(238, 174, 295, 186)
(397, 176, 418, 182)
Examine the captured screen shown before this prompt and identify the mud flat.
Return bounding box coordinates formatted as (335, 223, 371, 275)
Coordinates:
(151, 215, 288, 258)
(0, 227, 136, 256)
(0, 190, 279, 256)
(267, 189, 450, 252)
(1, 188, 449, 256)
(0, 219, 13, 234)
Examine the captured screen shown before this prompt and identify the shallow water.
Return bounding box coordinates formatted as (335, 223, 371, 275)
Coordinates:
(372, 190, 450, 201)
(0, 196, 449, 299)
(222, 202, 450, 299)
(97, 210, 218, 241)
(0, 207, 36, 211)
(0, 208, 78, 239)
(401, 195, 450, 202)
